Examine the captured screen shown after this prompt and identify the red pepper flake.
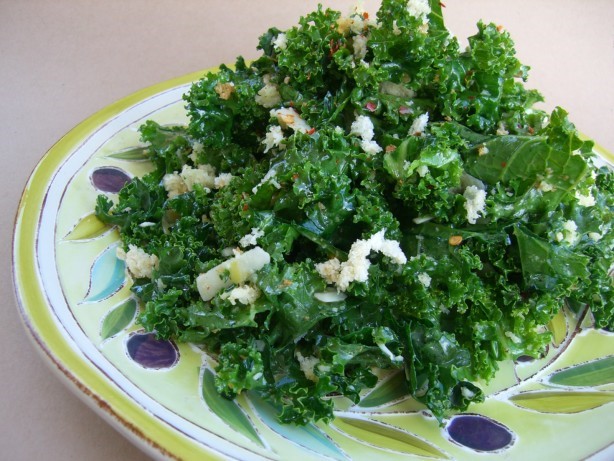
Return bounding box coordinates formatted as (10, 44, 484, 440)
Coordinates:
(528, 126, 535, 135)
(496, 24, 504, 32)
(289, 101, 294, 107)
(440, 1, 446, 7)
(307, 127, 316, 135)
(292, 173, 299, 181)
(385, 145, 397, 153)
(501, 162, 507, 168)
(242, 204, 249, 212)
(365, 101, 377, 112)
(329, 38, 341, 57)
(399, 106, 411, 115)
(363, 12, 369, 19)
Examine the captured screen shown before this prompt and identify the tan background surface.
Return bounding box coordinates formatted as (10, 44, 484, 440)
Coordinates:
(2, 1, 612, 459)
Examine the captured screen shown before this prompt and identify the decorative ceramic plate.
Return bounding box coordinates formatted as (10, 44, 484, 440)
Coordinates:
(12, 71, 614, 461)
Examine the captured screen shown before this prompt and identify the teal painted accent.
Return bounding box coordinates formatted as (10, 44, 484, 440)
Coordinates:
(84, 244, 125, 302)
(248, 392, 347, 460)
(201, 369, 264, 447)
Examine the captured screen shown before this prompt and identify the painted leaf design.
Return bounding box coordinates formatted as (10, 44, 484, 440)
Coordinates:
(357, 371, 411, 408)
(82, 244, 125, 303)
(201, 369, 264, 447)
(548, 356, 614, 387)
(248, 392, 347, 460)
(333, 416, 448, 459)
(64, 212, 114, 241)
(107, 146, 149, 161)
(546, 308, 568, 347)
(510, 390, 614, 413)
(91, 167, 131, 193)
(101, 298, 138, 340)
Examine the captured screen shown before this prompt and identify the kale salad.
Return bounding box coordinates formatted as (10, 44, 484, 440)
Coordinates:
(95, 0, 613, 425)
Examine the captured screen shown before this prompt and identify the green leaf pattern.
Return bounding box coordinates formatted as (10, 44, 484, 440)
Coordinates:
(79, 150, 614, 457)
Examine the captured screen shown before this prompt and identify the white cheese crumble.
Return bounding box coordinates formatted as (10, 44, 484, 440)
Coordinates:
(220, 284, 261, 306)
(295, 351, 319, 382)
(561, 220, 579, 245)
(162, 172, 188, 198)
(417, 23, 429, 34)
(416, 164, 429, 177)
(588, 232, 602, 242)
(537, 181, 555, 192)
(350, 114, 382, 154)
(239, 227, 265, 248)
(262, 125, 285, 153)
(272, 33, 288, 51)
(463, 185, 487, 224)
(270, 107, 311, 133)
(214, 173, 233, 189)
(315, 229, 407, 291)
(409, 113, 429, 136)
(163, 164, 233, 198)
(117, 244, 159, 279)
(417, 272, 432, 288)
(252, 168, 282, 194)
(255, 77, 282, 108)
(353, 34, 369, 60)
(406, 0, 431, 23)
(496, 122, 509, 136)
(575, 190, 596, 207)
(314, 258, 342, 285)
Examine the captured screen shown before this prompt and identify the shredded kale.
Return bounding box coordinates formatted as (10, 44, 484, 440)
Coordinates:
(96, 0, 613, 425)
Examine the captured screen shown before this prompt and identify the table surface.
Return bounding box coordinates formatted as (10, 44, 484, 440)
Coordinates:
(2, 1, 613, 460)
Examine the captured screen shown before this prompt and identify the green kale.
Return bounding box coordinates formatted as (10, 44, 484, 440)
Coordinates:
(95, 0, 613, 426)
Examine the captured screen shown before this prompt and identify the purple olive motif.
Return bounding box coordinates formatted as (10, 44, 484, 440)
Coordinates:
(515, 355, 536, 363)
(446, 414, 514, 452)
(126, 332, 179, 369)
(91, 167, 131, 193)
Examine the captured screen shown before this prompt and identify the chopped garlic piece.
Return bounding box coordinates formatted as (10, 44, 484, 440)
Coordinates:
(196, 247, 271, 301)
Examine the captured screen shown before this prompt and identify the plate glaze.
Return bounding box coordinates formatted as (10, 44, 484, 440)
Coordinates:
(12, 71, 614, 461)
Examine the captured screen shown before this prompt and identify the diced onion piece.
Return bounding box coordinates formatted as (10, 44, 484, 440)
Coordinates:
(314, 290, 347, 303)
(196, 247, 271, 301)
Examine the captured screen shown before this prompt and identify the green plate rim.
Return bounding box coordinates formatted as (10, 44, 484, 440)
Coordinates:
(11, 68, 229, 461)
